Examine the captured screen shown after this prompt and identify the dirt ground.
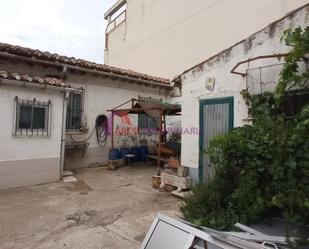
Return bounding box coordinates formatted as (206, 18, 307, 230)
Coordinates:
(0, 165, 181, 249)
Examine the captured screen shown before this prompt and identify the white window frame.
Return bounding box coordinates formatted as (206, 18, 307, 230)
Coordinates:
(12, 96, 52, 137)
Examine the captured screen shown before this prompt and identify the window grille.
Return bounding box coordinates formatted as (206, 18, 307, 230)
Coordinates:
(138, 113, 159, 134)
(137, 96, 161, 134)
(246, 61, 308, 95)
(66, 92, 83, 132)
(13, 97, 51, 136)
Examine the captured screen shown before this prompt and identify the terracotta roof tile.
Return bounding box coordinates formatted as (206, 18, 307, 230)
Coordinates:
(0, 42, 171, 86)
(0, 70, 66, 87)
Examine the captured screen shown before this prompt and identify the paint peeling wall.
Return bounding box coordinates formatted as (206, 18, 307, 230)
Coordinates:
(105, 0, 308, 78)
(181, 6, 309, 178)
(0, 57, 169, 170)
(64, 73, 168, 169)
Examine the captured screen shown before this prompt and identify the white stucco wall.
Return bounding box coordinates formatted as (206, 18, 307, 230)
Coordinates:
(0, 57, 170, 171)
(0, 84, 64, 189)
(105, 0, 308, 78)
(64, 73, 170, 169)
(68, 73, 167, 148)
(181, 6, 309, 175)
(0, 85, 63, 161)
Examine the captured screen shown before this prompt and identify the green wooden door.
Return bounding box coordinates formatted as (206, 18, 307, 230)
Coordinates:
(199, 97, 234, 182)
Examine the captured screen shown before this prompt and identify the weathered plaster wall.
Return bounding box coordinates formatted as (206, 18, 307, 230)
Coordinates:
(64, 72, 169, 169)
(105, 0, 308, 78)
(0, 58, 170, 173)
(0, 84, 63, 189)
(181, 6, 309, 177)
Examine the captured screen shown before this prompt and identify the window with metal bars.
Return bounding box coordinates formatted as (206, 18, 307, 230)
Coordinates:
(66, 92, 83, 132)
(13, 97, 51, 136)
(138, 113, 159, 134)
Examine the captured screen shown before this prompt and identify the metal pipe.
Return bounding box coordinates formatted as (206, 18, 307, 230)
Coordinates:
(111, 112, 114, 148)
(230, 53, 288, 76)
(110, 98, 137, 111)
(0, 78, 77, 179)
(157, 110, 163, 175)
(59, 91, 69, 179)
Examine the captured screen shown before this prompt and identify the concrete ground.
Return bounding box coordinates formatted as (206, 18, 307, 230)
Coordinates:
(0, 165, 181, 249)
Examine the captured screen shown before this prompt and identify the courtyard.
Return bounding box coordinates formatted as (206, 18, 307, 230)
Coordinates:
(0, 165, 181, 249)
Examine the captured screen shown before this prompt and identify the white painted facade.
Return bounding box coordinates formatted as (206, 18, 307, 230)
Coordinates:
(180, 6, 309, 180)
(104, 0, 308, 78)
(0, 56, 170, 189)
(64, 72, 169, 169)
(0, 84, 64, 190)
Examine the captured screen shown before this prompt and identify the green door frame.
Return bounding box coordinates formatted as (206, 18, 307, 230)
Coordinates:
(199, 97, 234, 181)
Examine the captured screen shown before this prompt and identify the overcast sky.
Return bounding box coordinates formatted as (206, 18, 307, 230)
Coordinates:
(0, 0, 116, 63)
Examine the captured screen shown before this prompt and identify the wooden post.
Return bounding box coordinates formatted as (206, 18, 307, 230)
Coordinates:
(163, 114, 166, 142)
(157, 110, 163, 175)
(163, 115, 166, 130)
(111, 112, 114, 148)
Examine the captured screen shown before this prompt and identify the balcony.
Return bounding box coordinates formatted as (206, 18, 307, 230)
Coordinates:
(105, 10, 126, 34)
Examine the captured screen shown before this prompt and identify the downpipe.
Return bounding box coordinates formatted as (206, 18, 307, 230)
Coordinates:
(59, 90, 69, 179)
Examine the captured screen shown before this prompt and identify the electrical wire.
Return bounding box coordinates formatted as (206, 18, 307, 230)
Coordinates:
(95, 115, 108, 147)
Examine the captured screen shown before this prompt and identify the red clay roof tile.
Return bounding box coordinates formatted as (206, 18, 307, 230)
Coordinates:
(0, 42, 171, 86)
(0, 70, 66, 87)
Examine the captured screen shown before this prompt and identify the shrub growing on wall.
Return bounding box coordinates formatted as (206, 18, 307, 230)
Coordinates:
(181, 26, 309, 246)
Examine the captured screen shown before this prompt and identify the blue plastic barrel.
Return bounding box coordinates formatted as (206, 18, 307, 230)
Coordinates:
(140, 146, 148, 162)
(120, 148, 130, 157)
(131, 146, 142, 162)
(120, 148, 130, 164)
(108, 148, 121, 160)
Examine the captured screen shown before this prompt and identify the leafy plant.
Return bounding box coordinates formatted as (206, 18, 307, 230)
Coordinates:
(181, 26, 309, 246)
(168, 130, 181, 143)
(275, 26, 309, 103)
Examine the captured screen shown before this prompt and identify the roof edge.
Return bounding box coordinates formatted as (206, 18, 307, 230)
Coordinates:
(0, 43, 171, 88)
(175, 3, 309, 80)
(0, 70, 81, 92)
(104, 0, 126, 19)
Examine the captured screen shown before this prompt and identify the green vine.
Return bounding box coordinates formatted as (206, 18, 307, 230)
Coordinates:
(181, 26, 309, 247)
(275, 26, 309, 103)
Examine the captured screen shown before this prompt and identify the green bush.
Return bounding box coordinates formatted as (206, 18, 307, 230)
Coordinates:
(181, 106, 309, 231)
(181, 27, 309, 245)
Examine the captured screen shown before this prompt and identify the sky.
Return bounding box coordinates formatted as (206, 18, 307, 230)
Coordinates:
(0, 0, 116, 63)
